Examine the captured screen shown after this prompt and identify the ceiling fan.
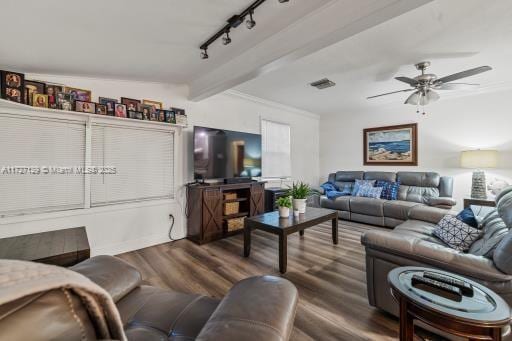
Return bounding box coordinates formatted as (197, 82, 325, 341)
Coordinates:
(367, 61, 492, 109)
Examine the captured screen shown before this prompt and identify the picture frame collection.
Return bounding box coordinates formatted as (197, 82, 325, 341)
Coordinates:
(0, 70, 187, 125)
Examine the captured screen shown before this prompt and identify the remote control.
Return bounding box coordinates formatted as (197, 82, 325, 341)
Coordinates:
(411, 274, 463, 302)
(423, 271, 474, 297)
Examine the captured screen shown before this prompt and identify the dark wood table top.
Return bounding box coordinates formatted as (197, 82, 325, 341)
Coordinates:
(388, 267, 511, 326)
(245, 207, 337, 232)
(0, 227, 90, 267)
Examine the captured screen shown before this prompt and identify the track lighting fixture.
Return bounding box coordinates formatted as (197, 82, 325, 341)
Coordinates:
(200, 48, 209, 60)
(246, 11, 256, 29)
(199, 0, 290, 59)
(222, 31, 232, 45)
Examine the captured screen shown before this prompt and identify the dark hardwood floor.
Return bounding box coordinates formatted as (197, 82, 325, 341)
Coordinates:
(118, 220, 400, 340)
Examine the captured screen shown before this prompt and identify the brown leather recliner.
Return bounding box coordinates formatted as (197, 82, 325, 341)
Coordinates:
(0, 255, 299, 341)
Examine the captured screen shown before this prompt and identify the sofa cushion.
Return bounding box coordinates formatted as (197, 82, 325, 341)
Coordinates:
(356, 185, 383, 199)
(497, 186, 512, 227)
(118, 285, 219, 340)
(350, 197, 386, 216)
(375, 180, 400, 200)
(433, 215, 482, 252)
(335, 171, 364, 182)
(469, 209, 508, 258)
(397, 172, 440, 188)
(456, 207, 478, 228)
(320, 195, 350, 211)
(352, 179, 376, 196)
(364, 171, 396, 182)
(393, 219, 447, 245)
(493, 229, 512, 275)
(383, 201, 420, 221)
(397, 185, 440, 204)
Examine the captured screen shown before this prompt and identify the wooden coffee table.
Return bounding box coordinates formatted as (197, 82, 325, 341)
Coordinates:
(244, 207, 338, 273)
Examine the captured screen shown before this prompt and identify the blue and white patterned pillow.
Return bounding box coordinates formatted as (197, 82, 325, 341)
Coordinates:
(433, 215, 482, 252)
(375, 180, 400, 200)
(356, 184, 383, 199)
(351, 179, 376, 196)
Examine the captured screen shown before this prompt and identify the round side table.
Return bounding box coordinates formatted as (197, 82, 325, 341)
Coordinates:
(388, 267, 511, 341)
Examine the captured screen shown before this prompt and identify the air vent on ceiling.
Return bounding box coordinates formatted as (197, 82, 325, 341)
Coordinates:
(310, 78, 336, 90)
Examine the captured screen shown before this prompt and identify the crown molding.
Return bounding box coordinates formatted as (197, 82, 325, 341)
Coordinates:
(225, 90, 320, 119)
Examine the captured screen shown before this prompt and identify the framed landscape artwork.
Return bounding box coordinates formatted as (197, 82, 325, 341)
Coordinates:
(363, 123, 418, 166)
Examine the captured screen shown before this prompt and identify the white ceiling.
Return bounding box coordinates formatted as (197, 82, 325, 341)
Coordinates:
(235, 0, 512, 115)
(0, 0, 326, 83)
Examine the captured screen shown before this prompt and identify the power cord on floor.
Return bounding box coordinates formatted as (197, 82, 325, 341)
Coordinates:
(168, 214, 177, 241)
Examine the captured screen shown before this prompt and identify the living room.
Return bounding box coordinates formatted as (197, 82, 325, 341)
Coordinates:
(1, 0, 511, 340)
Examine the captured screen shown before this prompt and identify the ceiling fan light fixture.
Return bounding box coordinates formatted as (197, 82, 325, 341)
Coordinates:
(405, 91, 420, 105)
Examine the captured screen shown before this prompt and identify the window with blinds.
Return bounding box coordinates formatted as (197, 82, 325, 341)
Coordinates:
(0, 114, 86, 217)
(91, 124, 174, 206)
(261, 119, 291, 178)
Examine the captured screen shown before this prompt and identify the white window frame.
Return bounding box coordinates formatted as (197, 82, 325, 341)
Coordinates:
(261, 118, 291, 179)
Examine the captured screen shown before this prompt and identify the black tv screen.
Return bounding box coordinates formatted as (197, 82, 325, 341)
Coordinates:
(193, 126, 262, 180)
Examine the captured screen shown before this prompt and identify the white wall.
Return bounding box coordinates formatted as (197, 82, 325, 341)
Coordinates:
(0, 74, 320, 255)
(319, 89, 512, 209)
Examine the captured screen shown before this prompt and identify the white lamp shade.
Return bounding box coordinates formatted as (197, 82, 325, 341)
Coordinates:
(460, 150, 498, 169)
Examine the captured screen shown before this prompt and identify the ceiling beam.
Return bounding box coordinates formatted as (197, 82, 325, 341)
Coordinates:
(189, 0, 432, 101)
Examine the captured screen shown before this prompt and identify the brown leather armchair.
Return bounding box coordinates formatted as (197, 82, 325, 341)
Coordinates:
(0, 255, 298, 341)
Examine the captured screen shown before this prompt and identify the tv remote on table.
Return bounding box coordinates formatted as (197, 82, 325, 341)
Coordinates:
(411, 274, 463, 302)
(423, 271, 474, 296)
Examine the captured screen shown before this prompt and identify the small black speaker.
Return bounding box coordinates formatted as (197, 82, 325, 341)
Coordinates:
(223, 177, 253, 185)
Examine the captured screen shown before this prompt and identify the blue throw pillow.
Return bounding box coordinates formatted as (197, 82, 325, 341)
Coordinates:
(456, 207, 478, 228)
(375, 180, 400, 200)
(320, 182, 339, 193)
(356, 184, 383, 199)
(326, 185, 352, 199)
(351, 179, 376, 196)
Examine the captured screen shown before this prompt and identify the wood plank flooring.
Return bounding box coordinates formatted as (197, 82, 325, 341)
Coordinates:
(118, 220, 400, 340)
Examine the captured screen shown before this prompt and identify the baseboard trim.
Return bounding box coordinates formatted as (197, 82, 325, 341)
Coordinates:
(92, 232, 184, 256)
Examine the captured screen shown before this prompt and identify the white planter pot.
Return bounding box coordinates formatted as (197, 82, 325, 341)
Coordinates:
(293, 198, 307, 214)
(278, 206, 290, 218)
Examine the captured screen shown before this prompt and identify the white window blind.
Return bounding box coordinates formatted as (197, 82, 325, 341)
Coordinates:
(91, 124, 174, 206)
(0, 114, 86, 216)
(261, 119, 291, 178)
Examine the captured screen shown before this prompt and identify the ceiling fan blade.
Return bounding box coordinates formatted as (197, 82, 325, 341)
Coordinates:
(367, 88, 414, 99)
(435, 82, 479, 90)
(436, 66, 492, 84)
(395, 76, 419, 86)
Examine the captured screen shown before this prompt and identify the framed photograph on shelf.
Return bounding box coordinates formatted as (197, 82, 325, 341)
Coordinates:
(121, 97, 140, 111)
(57, 92, 73, 111)
(96, 103, 107, 115)
(75, 100, 96, 114)
(99, 97, 117, 116)
(1, 70, 25, 103)
(65, 87, 91, 102)
(156, 109, 166, 122)
(363, 123, 418, 166)
(127, 110, 143, 120)
(46, 84, 63, 109)
(165, 110, 176, 124)
(32, 94, 48, 108)
(25, 80, 46, 106)
(114, 103, 127, 118)
(139, 104, 153, 120)
(143, 99, 163, 110)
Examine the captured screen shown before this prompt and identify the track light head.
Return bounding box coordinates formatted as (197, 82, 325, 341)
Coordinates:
(200, 48, 209, 60)
(246, 12, 256, 29)
(222, 31, 232, 45)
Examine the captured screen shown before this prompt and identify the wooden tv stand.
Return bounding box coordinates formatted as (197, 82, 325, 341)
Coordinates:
(186, 181, 265, 245)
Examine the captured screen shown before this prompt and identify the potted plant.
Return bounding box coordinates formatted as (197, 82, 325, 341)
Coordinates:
(276, 196, 292, 218)
(287, 182, 315, 214)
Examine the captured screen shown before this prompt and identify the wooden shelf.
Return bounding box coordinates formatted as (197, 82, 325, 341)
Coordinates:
(223, 212, 249, 220)
(223, 198, 247, 203)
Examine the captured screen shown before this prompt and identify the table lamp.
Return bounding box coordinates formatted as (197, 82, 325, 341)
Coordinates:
(460, 150, 498, 199)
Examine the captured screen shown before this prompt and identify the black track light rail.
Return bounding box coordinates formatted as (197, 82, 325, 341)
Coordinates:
(200, 0, 267, 51)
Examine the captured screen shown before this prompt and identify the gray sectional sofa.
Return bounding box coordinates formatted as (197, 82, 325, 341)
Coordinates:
(314, 171, 456, 228)
(362, 186, 512, 317)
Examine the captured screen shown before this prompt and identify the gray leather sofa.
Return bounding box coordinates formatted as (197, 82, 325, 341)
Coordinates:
(0, 255, 298, 341)
(315, 171, 456, 228)
(361, 186, 512, 317)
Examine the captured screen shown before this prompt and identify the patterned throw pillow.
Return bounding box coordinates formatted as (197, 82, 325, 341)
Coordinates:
(351, 179, 376, 196)
(356, 184, 383, 199)
(374, 180, 400, 200)
(433, 215, 482, 252)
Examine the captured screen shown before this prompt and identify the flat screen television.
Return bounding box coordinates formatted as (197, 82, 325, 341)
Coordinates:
(193, 126, 262, 180)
